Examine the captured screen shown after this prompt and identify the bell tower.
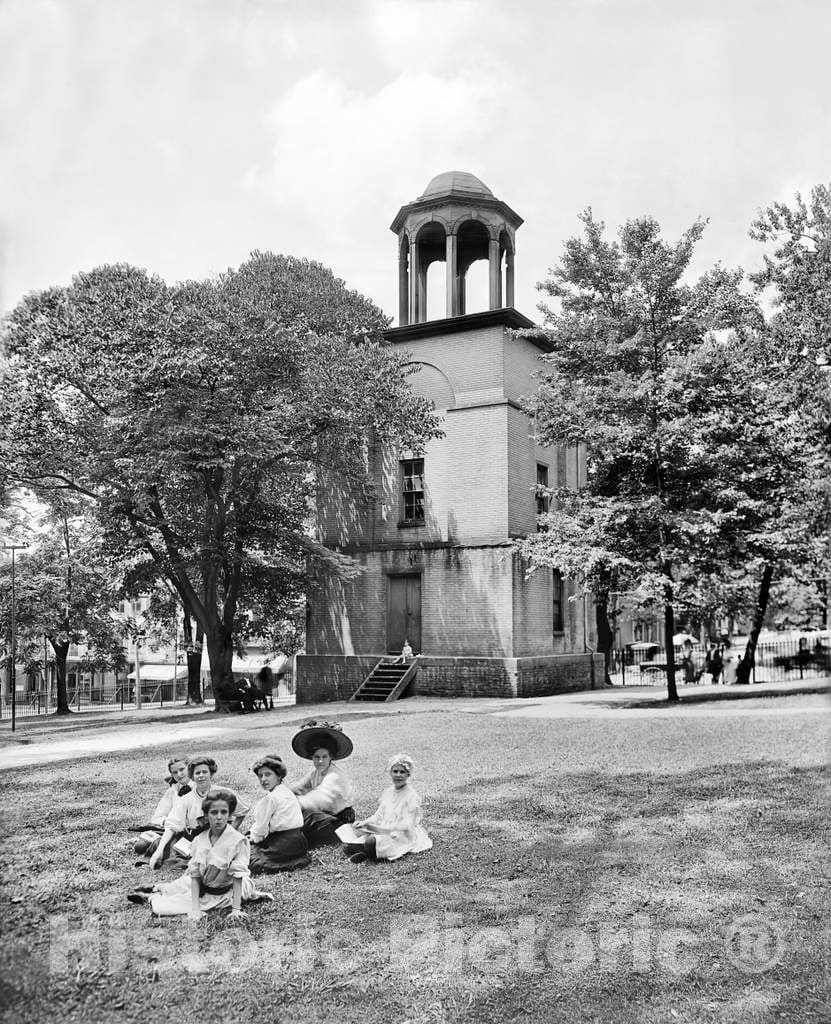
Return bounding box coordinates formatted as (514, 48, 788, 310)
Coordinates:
(296, 172, 601, 704)
(391, 170, 523, 324)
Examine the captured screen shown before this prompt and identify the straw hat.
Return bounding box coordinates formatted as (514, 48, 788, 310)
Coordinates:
(291, 719, 353, 760)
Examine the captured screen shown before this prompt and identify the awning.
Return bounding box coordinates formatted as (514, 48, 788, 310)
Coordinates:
(199, 651, 290, 675)
(127, 664, 189, 681)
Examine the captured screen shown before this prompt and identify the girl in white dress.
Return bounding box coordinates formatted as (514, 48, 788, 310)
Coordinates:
(128, 790, 270, 920)
(340, 753, 432, 864)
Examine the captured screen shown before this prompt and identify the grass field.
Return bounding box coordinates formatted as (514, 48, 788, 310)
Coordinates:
(0, 695, 827, 1024)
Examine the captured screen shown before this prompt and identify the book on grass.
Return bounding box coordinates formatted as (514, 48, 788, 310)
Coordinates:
(334, 823, 368, 844)
(172, 837, 193, 857)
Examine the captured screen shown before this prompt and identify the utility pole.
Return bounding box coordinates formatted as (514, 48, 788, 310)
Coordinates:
(134, 634, 143, 710)
(3, 543, 29, 733)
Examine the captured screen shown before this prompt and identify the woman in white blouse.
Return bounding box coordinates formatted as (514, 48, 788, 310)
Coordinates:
(131, 754, 191, 859)
(248, 754, 311, 873)
(147, 756, 249, 869)
(287, 721, 356, 847)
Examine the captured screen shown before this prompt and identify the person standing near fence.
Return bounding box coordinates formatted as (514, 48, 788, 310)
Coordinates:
(709, 645, 724, 685)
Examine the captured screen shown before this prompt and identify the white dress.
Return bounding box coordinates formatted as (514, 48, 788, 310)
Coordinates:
(150, 826, 263, 917)
(361, 783, 432, 861)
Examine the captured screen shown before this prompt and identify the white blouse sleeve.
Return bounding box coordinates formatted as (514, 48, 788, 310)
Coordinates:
(227, 836, 251, 877)
(270, 787, 303, 831)
(287, 769, 314, 796)
(163, 792, 189, 833)
(150, 786, 175, 827)
(185, 835, 207, 877)
(249, 794, 272, 844)
(297, 771, 349, 813)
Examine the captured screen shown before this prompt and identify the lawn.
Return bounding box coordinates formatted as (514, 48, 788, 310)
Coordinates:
(0, 696, 827, 1024)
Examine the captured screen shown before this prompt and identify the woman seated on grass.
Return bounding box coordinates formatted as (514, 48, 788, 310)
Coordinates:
(128, 789, 270, 920)
(248, 754, 311, 873)
(131, 755, 191, 858)
(287, 721, 356, 847)
(339, 753, 432, 865)
(147, 756, 249, 869)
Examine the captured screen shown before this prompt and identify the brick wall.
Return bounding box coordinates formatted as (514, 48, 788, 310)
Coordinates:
(306, 545, 516, 658)
(295, 652, 604, 703)
(295, 655, 378, 704)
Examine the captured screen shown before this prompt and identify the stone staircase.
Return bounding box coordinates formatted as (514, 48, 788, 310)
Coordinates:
(350, 658, 418, 702)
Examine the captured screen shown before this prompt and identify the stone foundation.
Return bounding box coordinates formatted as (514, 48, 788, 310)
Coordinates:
(295, 652, 604, 703)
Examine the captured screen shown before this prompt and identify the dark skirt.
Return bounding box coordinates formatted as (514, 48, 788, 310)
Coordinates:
(249, 827, 311, 873)
(302, 806, 355, 848)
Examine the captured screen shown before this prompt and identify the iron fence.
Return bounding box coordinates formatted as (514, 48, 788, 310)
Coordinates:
(610, 637, 831, 687)
(1, 673, 296, 721)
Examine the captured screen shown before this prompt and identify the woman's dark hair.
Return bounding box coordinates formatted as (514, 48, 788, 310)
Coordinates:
(312, 741, 336, 758)
(202, 789, 237, 815)
(252, 755, 287, 780)
(188, 756, 218, 778)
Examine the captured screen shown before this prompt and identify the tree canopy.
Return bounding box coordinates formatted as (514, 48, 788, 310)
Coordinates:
(0, 253, 442, 699)
(0, 498, 126, 713)
(518, 193, 830, 696)
(516, 211, 790, 697)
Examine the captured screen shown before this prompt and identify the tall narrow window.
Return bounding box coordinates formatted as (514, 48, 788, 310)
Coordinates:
(552, 570, 564, 633)
(401, 458, 425, 525)
(536, 463, 549, 521)
(556, 447, 567, 488)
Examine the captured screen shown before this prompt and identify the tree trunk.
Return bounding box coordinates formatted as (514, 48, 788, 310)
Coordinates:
(595, 590, 614, 685)
(51, 638, 72, 715)
(206, 626, 238, 713)
(663, 583, 679, 703)
(736, 563, 774, 685)
(182, 615, 204, 705)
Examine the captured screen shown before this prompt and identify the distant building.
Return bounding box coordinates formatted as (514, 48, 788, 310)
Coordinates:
(297, 172, 603, 701)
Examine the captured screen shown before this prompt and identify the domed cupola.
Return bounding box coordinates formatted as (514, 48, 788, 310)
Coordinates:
(390, 171, 523, 326)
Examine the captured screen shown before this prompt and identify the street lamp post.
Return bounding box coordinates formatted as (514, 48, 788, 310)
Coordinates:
(134, 635, 144, 710)
(3, 543, 29, 733)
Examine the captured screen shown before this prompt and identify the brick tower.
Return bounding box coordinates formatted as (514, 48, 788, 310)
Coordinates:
(296, 172, 601, 701)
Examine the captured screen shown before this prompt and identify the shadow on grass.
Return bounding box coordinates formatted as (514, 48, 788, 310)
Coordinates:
(1, 746, 827, 1024)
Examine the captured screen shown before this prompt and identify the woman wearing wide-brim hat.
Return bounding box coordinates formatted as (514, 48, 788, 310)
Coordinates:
(286, 720, 356, 847)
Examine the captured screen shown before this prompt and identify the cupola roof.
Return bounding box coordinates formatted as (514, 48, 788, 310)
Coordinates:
(419, 170, 494, 200)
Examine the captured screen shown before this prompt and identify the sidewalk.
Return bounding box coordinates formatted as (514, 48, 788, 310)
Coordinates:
(601, 675, 830, 707)
(1, 675, 826, 772)
(0, 696, 459, 771)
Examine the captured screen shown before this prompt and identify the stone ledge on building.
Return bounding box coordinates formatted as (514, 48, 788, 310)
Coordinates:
(295, 652, 604, 704)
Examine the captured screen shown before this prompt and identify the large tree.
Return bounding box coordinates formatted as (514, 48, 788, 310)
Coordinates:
(0, 254, 441, 704)
(0, 501, 126, 714)
(517, 212, 765, 700)
(729, 183, 831, 679)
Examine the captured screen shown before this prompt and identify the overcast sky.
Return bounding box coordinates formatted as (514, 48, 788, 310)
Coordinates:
(2, 0, 829, 324)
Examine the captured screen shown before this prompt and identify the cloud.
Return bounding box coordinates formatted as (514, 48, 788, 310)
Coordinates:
(368, 0, 493, 69)
(249, 68, 509, 240)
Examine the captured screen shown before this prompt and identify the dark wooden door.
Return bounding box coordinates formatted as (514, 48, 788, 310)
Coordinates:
(387, 575, 422, 654)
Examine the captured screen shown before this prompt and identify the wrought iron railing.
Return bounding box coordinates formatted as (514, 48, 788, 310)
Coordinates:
(1, 673, 297, 719)
(609, 637, 831, 687)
